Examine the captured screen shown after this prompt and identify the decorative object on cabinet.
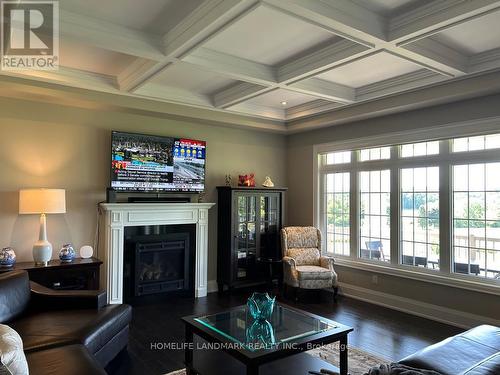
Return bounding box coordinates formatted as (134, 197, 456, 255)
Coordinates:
(225, 174, 232, 186)
(0, 247, 16, 268)
(79, 245, 94, 259)
(216, 186, 286, 293)
(238, 173, 255, 187)
(18, 189, 66, 266)
(262, 176, 274, 187)
(59, 243, 76, 263)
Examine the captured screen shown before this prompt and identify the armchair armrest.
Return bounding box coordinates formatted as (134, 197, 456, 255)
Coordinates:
(29, 281, 107, 311)
(320, 256, 335, 271)
(282, 256, 297, 269)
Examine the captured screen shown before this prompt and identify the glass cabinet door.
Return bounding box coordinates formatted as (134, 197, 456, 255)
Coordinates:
(235, 194, 257, 280)
(259, 193, 280, 260)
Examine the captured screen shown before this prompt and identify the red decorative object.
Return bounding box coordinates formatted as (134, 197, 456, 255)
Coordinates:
(238, 173, 255, 187)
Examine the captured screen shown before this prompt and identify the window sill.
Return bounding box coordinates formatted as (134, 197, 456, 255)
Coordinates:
(334, 257, 500, 296)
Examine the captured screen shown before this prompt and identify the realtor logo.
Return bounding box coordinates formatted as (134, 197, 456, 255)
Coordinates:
(1, 0, 59, 71)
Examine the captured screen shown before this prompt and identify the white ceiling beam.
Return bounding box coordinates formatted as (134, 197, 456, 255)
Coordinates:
(288, 78, 355, 104)
(213, 83, 271, 108)
(285, 100, 344, 120)
(117, 59, 172, 92)
(355, 70, 449, 102)
(277, 40, 372, 83)
(134, 83, 213, 108)
(60, 10, 165, 61)
(389, 0, 500, 44)
(400, 38, 468, 75)
(182, 47, 276, 85)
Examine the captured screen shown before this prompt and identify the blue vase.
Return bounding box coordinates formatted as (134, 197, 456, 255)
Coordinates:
(246, 319, 276, 348)
(59, 244, 75, 263)
(0, 247, 16, 268)
(247, 292, 276, 321)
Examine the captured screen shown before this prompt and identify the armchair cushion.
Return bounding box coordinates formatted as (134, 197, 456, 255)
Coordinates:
(296, 266, 333, 281)
(287, 248, 320, 266)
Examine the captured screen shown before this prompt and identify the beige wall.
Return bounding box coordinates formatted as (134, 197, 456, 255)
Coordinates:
(287, 93, 500, 321)
(0, 97, 286, 283)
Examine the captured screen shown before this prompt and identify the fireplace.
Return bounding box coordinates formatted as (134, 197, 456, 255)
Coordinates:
(98, 203, 215, 304)
(123, 225, 195, 304)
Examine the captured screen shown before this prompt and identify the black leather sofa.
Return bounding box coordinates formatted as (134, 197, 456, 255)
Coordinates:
(0, 270, 132, 375)
(399, 324, 500, 375)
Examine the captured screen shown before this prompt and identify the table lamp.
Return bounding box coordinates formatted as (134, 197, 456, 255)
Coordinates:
(19, 189, 66, 266)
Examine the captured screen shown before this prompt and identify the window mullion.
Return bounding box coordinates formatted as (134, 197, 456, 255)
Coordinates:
(390, 145, 400, 266)
(439, 140, 452, 273)
(351, 152, 359, 260)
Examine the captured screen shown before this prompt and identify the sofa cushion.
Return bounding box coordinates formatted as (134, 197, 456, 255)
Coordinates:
(399, 328, 499, 375)
(296, 265, 333, 280)
(0, 271, 30, 324)
(287, 248, 320, 266)
(0, 324, 28, 375)
(459, 325, 500, 351)
(26, 344, 105, 375)
(461, 352, 500, 375)
(10, 304, 132, 355)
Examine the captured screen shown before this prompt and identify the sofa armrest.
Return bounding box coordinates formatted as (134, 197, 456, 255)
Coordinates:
(320, 256, 335, 270)
(29, 281, 107, 310)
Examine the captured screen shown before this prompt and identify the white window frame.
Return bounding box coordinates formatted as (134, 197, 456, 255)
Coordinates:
(313, 117, 500, 295)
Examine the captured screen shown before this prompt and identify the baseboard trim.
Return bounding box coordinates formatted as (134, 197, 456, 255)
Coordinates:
(338, 282, 500, 329)
(207, 280, 218, 294)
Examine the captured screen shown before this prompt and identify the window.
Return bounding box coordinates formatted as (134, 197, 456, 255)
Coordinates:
(453, 163, 500, 279)
(326, 151, 351, 165)
(401, 167, 440, 269)
(401, 141, 439, 157)
(359, 147, 390, 161)
(325, 172, 350, 256)
(359, 170, 390, 262)
(317, 130, 500, 287)
(452, 134, 500, 152)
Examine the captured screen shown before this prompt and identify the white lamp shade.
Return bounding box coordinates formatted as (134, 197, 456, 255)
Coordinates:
(19, 189, 66, 214)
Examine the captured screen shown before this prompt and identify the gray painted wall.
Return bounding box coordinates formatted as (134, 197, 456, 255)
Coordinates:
(287, 93, 500, 321)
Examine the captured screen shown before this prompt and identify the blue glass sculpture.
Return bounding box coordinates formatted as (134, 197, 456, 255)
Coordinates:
(247, 292, 276, 321)
(246, 319, 276, 348)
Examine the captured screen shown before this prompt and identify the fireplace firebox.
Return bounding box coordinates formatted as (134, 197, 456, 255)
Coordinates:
(123, 225, 195, 304)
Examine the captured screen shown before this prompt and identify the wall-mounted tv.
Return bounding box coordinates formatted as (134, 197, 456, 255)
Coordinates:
(110, 131, 206, 192)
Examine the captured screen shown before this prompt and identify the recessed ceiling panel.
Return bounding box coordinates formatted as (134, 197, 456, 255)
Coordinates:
(243, 88, 323, 110)
(60, 40, 136, 76)
(431, 10, 500, 55)
(203, 5, 337, 66)
(149, 63, 236, 95)
(316, 52, 422, 88)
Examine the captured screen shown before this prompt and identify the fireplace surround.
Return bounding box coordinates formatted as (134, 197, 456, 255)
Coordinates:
(99, 203, 215, 304)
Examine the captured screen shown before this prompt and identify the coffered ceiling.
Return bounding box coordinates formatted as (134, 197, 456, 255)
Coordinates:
(2, 0, 500, 133)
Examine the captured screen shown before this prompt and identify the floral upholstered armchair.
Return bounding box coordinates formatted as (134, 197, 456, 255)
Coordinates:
(281, 226, 338, 301)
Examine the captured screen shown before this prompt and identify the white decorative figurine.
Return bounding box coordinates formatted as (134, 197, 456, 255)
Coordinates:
(262, 176, 274, 187)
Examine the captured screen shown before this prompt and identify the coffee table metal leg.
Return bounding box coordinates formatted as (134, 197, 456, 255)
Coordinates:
(185, 325, 195, 375)
(247, 363, 258, 375)
(340, 335, 348, 375)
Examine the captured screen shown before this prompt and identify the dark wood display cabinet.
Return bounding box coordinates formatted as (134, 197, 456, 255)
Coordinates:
(217, 186, 286, 292)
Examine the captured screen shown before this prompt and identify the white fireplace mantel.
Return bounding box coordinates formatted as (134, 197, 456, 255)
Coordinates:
(98, 202, 215, 304)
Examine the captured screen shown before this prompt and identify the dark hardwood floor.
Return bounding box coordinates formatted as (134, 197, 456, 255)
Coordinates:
(107, 291, 463, 375)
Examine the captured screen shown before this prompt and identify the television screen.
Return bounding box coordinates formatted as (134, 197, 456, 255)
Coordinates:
(110, 131, 206, 192)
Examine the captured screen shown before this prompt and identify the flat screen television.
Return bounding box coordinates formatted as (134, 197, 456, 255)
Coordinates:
(110, 131, 206, 192)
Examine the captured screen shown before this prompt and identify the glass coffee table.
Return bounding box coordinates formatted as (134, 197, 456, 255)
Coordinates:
(182, 302, 353, 375)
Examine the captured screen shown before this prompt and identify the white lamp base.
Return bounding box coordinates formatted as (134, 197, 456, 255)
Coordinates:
(33, 213, 53, 266)
(33, 241, 52, 266)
